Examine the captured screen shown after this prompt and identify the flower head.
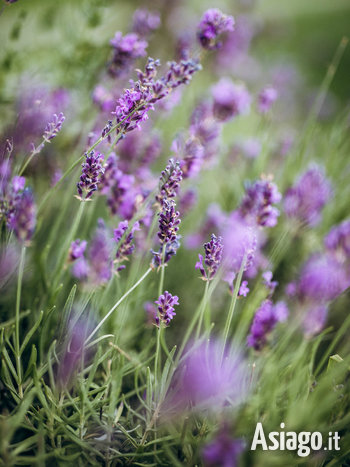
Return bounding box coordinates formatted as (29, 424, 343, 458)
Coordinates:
(239, 177, 281, 228)
(131, 9, 160, 37)
(238, 280, 250, 297)
(212, 78, 251, 121)
(88, 219, 113, 285)
(258, 86, 278, 114)
(114, 220, 140, 269)
(156, 159, 182, 207)
(77, 151, 104, 200)
(108, 32, 147, 77)
(197, 9, 234, 50)
(247, 299, 288, 350)
(157, 199, 181, 245)
(284, 166, 332, 226)
(202, 428, 244, 467)
(7, 188, 36, 244)
(43, 112, 65, 142)
(154, 290, 179, 326)
(69, 239, 87, 262)
(325, 219, 350, 264)
(195, 234, 223, 281)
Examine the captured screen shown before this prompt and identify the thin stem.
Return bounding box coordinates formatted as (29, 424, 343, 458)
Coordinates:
(158, 245, 166, 297)
(154, 325, 162, 397)
(195, 280, 209, 340)
(221, 255, 247, 361)
(15, 245, 26, 398)
(85, 267, 152, 344)
(18, 141, 44, 176)
(52, 201, 86, 287)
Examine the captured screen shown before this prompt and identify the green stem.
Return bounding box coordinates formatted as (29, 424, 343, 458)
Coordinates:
(195, 280, 209, 339)
(52, 201, 86, 288)
(15, 245, 26, 398)
(221, 255, 247, 361)
(85, 267, 152, 344)
(154, 325, 162, 397)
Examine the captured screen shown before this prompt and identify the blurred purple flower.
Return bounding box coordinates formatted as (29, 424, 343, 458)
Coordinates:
(239, 178, 281, 227)
(57, 314, 95, 389)
(239, 280, 250, 297)
(114, 220, 140, 270)
(154, 290, 179, 326)
(72, 257, 90, 281)
(298, 254, 349, 302)
(258, 86, 278, 114)
(156, 158, 182, 207)
(131, 9, 161, 37)
(179, 188, 197, 215)
(92, 85, 115, 113)
(262, 270, 278, 296)
(302, 304, 328, 338)
(212, 78, 251, 122)
(284, 166, 332, 226)
(247, 299, 288, 350)
(197, 9, 234, 50)
(169, 339, 249, 412)
(108, 32, 147, 77)
(69, 239, 87, 262)
(202, 428, 245, 467)
(88, 219, 113, 285)
(325, 219, 350, 264)
(221, 211, 257, 276)
(7, 188, 36, 244)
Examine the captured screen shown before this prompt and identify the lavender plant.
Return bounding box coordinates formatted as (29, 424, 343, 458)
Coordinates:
(1, 2, 350, 467)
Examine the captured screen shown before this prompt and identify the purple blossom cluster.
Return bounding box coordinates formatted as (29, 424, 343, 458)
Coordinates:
(195, 234, 223, 281)
(197, 9, 234, 50)
(69, 239, 87, 262)
(239, 177, 282, 227)
(247, 299, 289, 350)
(77, 151, 104, 201)
(43, 112, 65, 142)
(131, 9, 160, 37)
(212, 78, 251, 122)
(154, 290, 179, 326)
(106, 57, 201, 141)
(284, 166, 332, 226)
(202, 428, 244, 467)
(156, 159, 183, 207)
(114, 220, 140, 271)
(108, 32, 148, 77)
(258, 86, 278, 114)
(325, 219, 350, 265)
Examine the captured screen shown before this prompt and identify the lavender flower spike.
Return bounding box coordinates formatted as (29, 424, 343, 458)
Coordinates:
(197, 9, 234, 50)
(202, 428, 245, 467)
(212, 78, 251, 122)
(43, 112, 65, 142)
(154, 290, 179, 326)
(156, 158, 183, 206)
(7, 188, 36, 244)
(195, 234, 223, 281)
(108, 32, 147, 77)
(157, 199, 181, 245)
(114, 220, 140, 270)
(69, 239, 87, 262)
(77, 150, 104, 200)
(258, 86, 278, 114)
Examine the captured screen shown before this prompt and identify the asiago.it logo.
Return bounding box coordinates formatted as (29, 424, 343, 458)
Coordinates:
(251, 422, 340, 457)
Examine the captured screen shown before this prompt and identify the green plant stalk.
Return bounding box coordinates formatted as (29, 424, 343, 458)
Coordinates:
(221, 255, 247, 361)
(15, 245, 26, 398)
(52, 201, 86, 288)
(85, 267, 152, 344)
(195, 280, 209, 339)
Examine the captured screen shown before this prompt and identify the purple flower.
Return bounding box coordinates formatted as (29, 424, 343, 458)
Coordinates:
(197, 9, 234, 50)
(131, 9, 160, 37)
(69, 239, 87, 262)
(179, 188, 197, 215)
(154, 291, 179, 326)
(202, 429, 244, 467)
(7, 188, 36, 244)
(262, 271, 278, 295)
(88, 219, 113, 285)
(238, 280, 249, 297)
(157, 199, 181, 245)
(238, 138, 261, 160)
(156, 159, 183, 206)
(212, 78, 251, 122)
(92, 85, 115, 113)
(72, 257, 90, 281)
(257, 86, 278, 114)
(239, 178, 282, 227)
(302, 304, 328, 338)
(195, 234, 223, 281)
(221, 211, 257, 276)
(108, 32, 147, 77)
(114, 220, 140, 269)
(284, 166, 332, 226)
(57, 314, 94, 389)
(11, 176, 26, 193)
(170, 339, 249, 412)
(298, 254, 349, 302)
(77, 151, 104, 200)
(325, 219, 350, 264)
(43, 112, 65, 142)
(247, 299, 288, 350)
